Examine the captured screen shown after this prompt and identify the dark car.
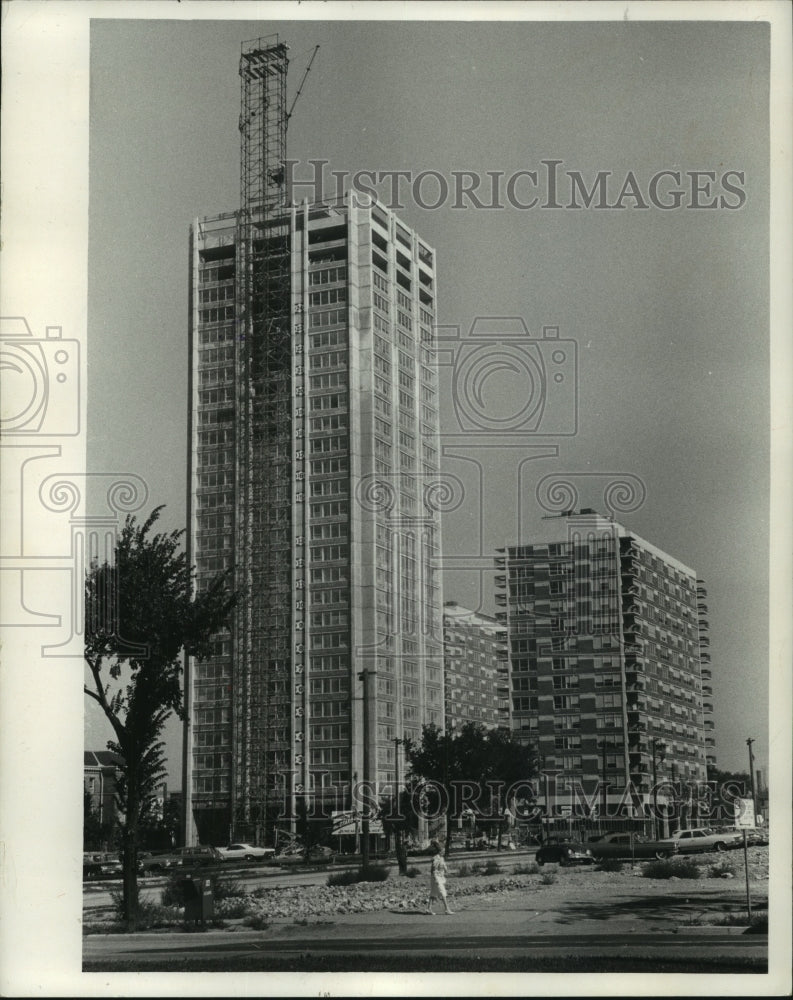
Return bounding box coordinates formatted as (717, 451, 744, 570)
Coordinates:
(139, 845, 222, 873)
(535, 841, 594, 867)
(587, 832, 679, 861)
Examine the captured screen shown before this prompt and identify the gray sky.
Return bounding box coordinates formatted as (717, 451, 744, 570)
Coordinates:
(86, 17, 770, 781)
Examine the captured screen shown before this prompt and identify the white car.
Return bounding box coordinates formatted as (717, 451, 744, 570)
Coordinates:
(216, 842, 275, 862)
(657, 827, 742, 854)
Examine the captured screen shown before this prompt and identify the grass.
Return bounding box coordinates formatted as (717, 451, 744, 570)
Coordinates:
(243, 912, 270, 930)
(642, 857, 701, 880)
(540, 870, 557, 885)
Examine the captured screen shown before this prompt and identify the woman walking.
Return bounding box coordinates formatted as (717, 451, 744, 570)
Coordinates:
(426, 840, 453, 914)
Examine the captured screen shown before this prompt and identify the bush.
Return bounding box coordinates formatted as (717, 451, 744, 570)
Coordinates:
(708, 859, 736, 879)
(243, 912, 270, 930)
(540, 870, 557, 885)
(596, 858, 624, 873)
(406, 866, 421, 878)
(512, 862, 539, 875)
(481, 859, 502, 876)
(211, 872, 247, 900)
(327, 864, 390, 887)
(110, 890, 181, 930)
(642, 857, 701, 880)
(455, 863, 474, 878)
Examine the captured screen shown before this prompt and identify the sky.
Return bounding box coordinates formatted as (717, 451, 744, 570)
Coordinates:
(83, 15, 773, 784)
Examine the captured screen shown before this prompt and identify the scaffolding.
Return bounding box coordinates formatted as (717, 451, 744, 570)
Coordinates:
(233, 37, 293, 842)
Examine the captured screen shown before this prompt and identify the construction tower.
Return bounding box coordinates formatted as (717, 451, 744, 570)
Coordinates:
(233, 37, 293, 842)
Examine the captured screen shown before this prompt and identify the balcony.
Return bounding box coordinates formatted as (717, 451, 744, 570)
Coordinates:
(702, 701, 714, 713)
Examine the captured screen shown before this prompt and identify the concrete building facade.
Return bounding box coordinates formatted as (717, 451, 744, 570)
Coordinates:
(442, 602, 508, 729)
(184, 196, 443, 845)
(494, 510, 711, 821)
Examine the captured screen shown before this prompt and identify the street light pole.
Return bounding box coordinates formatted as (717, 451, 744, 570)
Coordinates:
(746, 738, 757, 814)
(357, 669, 376, 868)
(393, 736, 407, 874)
(650, 737, 666, 841)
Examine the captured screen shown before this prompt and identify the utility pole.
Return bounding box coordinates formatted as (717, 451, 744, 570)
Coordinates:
(650, 737, 666, 841)
(358, 669, 376, 868)
(393, 736, 407, 874)
(746, 738, 757, 813)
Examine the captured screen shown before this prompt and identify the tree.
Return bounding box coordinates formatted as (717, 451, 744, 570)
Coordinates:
(405, 723, 535, 857)
(84, 506, 236, 930)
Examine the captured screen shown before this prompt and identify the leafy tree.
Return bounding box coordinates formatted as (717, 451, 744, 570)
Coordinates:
(405, 723, 535, 856)
(83, 788, 104, 851)
(84, 506, 236, 930)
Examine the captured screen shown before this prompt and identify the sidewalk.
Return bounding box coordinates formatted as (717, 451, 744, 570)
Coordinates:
(83, 881, 766, 971)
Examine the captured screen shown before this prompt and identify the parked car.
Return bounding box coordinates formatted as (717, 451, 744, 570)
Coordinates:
(138, 850, 181, 874)
(535, 841, 594, 867)
(216, 842, 276, 862)
(139, 845, 222, 872)
(83, 852, 123, 880)
(275, 844, 335, 866)
(587, 832, 679, 861)
(745, 828, 769, 847)
(657, 827, 742, 854)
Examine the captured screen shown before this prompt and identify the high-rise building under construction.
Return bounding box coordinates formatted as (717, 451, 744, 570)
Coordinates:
(183, 38, 443, 845)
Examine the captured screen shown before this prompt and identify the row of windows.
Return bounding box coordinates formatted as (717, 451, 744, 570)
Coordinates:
(310, 329, 347, 349)
(199, 285, 234, 304)
(309, 287, 347, 307)
(309, 265, 347, 286)
(199, 325, 234, 345)
(310, 371, 347, 390)
(199, 265, 234, 284)
(199, 306, 235, 324)
(309, 308, 346, 328)
(310, 350, 347, 370)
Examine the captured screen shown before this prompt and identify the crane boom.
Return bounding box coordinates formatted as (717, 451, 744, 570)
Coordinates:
(287, 45, 320, 123)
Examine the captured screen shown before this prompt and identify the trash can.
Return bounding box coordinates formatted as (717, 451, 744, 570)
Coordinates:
(180, 876, 214, 924)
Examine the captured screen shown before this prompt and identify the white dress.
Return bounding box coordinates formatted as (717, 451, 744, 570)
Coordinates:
(429, 854, 448, 900)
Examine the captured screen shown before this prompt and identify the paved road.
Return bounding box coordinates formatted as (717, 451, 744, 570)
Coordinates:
(84, 924, 766, 972)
